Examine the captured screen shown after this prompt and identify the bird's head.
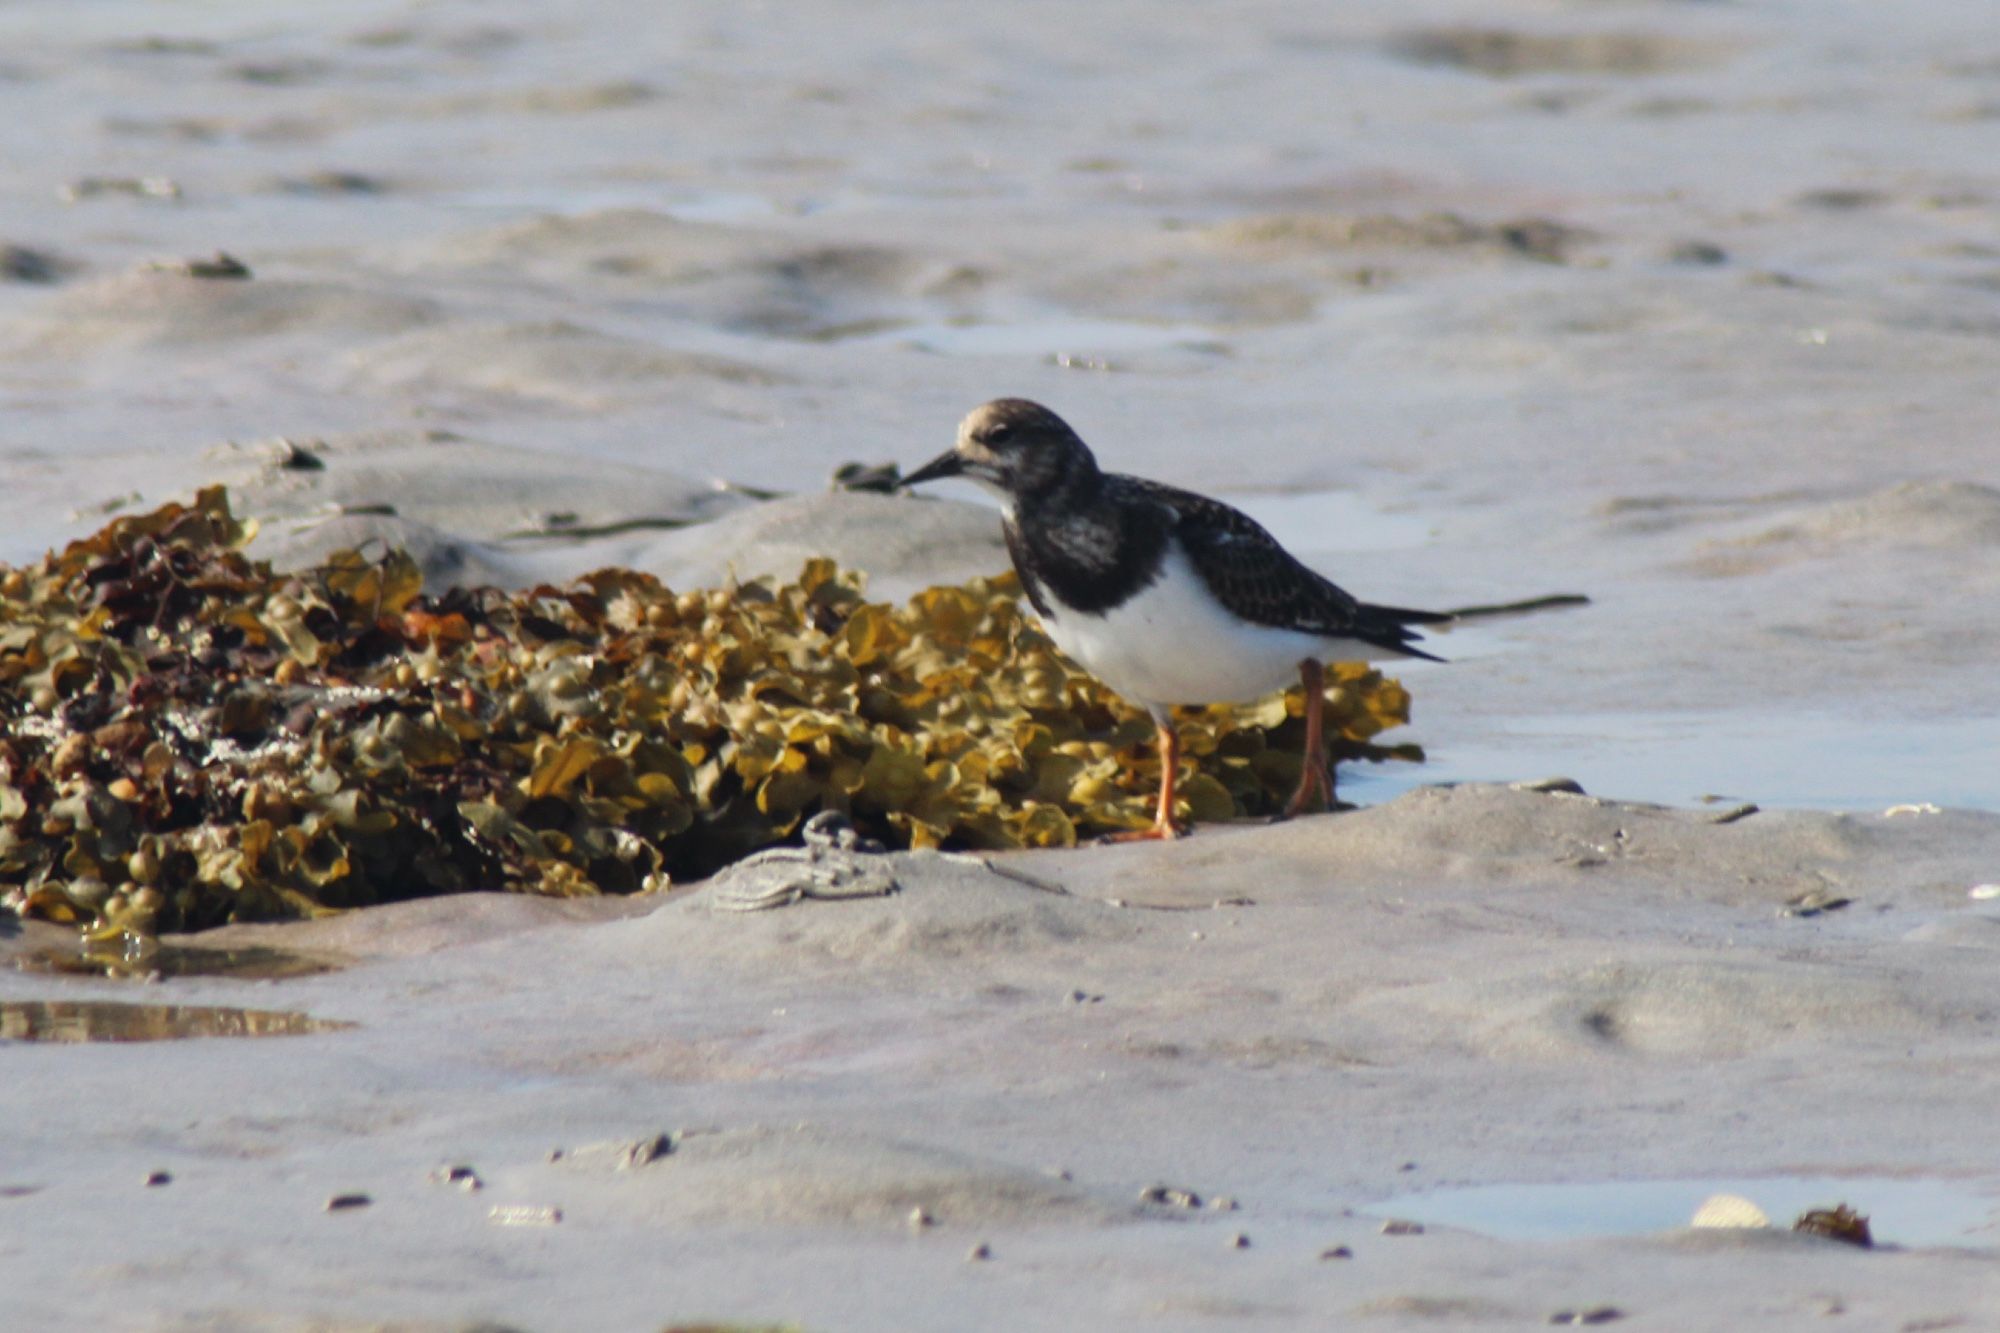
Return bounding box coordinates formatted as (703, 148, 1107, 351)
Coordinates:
(900, 399, 1097, 503)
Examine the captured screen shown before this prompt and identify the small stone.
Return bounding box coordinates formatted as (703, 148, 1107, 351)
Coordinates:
(429, 1164, 482, 1190)
(1319, 1245, 1353, 1260)
(324, 1193, 371, 1212)
(273, 439, 325, 471)
(489, 1204, 562, 1227)
(143, 1171, 171, 1188)
(908, 1206, 933, 1230)
(1208, 1195, 1239, 1212)
(1549, 1308, 1624, 1326)
(1667, 240, 1728, 266)
(618, 1133, 675, 1168)
(1969, 884, 2000, 901)
(1228, 1232, 1250, 1249)
(1511, 776, 1585, 795)
(1, 245, 62, 283)
(1782, 890, 1852, 918)
(967, 1242, 992, 1261)
(107, 778, 140, 803)
(1139, 1185, 1202, 1210)
(163, 251, 252, 280)
(1378, 1219, 1425, 1236)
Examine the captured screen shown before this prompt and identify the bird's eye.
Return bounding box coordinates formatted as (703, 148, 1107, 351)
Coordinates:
(985, 424, 1014, 446)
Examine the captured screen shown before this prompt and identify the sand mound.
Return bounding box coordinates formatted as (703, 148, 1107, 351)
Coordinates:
(1747, 480, 2000, 550)
(252, 510, 532, 588)
(1385, 26, 1727, 77)
(398, 208, 968, 337)
(627, 491, 1007, 599)
(661, 851, 1139, 968)
(346, 319, 782, 410)
(228, 426, 743, 541)
(527, 1122, 1116, 1230)
(1369, 956, 1936, 1061)
(401, 208, 762, 284)
(1027, 784, 1872, 910)
(0, 270, 437, 355)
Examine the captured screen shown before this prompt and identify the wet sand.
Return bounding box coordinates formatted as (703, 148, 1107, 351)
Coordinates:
(3, 0, 1999, 1328)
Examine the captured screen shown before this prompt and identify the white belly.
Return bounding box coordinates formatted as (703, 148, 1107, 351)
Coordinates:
(1034, 547, 1394, 708)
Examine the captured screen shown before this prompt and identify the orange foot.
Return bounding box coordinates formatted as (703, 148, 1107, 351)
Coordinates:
(1099, 819, 1188, 844)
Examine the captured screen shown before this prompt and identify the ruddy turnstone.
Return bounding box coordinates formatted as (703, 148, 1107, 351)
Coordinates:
(901, 398, 1448, 841)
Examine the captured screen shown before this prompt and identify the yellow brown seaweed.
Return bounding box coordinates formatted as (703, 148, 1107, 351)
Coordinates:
(0, 488, 1419, 938)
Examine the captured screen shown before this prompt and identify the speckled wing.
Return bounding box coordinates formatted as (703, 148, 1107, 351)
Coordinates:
(1118, 476, 1446, 659)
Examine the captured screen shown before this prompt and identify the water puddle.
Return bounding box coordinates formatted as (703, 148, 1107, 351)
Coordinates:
(0, 1000, 353, 1044)
(15, 942, 342, 982)
(1365, 1176, 2000, 1249)
(1401, 712, 2000, 812)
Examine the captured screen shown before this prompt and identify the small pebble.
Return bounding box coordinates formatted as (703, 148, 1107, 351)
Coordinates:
(908, 1206, 933, 1230)
(429, 1164, 482, 1191)
(1228, 1232, 1250, 1249)
(967, 1242, 992, 1262)
(489, 1204, 562, 1227)
(1319, 1245, 1353, 1260)
(1378, 1219, 1425, 1236)
(324, 1193, 371, 1212)
(143, 1171, 171, 1188)
(1970, 884, 2000, 901)
(1139, 1185, 1202, 1210)
(1549, 1307, 1624, 1326)
(1667, 240, 1728, 265)
(1208, 1195, 1239, 1212)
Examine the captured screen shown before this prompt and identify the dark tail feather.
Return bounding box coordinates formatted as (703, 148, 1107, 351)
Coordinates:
(1355, 602, 1448, 663)
(1365, 602, 1456, 626)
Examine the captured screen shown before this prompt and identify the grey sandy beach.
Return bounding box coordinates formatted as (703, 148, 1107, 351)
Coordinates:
(3, 0, 2000, 1328)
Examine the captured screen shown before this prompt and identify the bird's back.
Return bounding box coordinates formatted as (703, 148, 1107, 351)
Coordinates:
(1106, 474, 1445, 660)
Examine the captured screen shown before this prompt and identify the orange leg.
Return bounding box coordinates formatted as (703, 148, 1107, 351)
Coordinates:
(1282, 659, 1336, 819)
(1104, 710, 1185, 842)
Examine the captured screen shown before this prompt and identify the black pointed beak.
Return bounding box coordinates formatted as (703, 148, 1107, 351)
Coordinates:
(898, 449, 967, 490)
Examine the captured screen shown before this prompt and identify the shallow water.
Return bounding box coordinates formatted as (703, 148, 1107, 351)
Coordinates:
(1377, 711, 2000, 813)
(1364, 1176, 2000, 1250)
(15, 942, 341, 982)
(0, 999, 351, 1043)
